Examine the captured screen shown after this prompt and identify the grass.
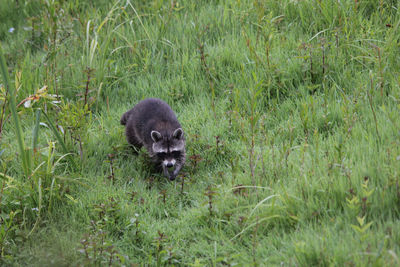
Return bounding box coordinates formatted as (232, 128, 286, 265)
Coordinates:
(0, 0, 399, 265)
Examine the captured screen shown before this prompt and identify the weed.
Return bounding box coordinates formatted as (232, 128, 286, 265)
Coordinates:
(92, 197, 121, 233)
(79, 228, 126, 266)
(189, 154, 203, 173)
(107, 153, 115, 184)
(179, 172, 187, 195)
(204, 185, 217, 217)
(82, 67, 95, 107)
(153, 230, 168, 266)
(233, 184, 248, 198)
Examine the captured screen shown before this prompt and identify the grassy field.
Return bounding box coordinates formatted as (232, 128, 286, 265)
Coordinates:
(1, 0, 400, 265)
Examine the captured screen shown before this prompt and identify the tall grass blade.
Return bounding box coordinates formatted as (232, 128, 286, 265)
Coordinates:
(0, 43, 30, 177)
(27, 177, 42, 238)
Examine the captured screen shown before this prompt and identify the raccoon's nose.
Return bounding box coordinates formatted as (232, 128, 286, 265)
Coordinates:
(166, 162, 173, 168)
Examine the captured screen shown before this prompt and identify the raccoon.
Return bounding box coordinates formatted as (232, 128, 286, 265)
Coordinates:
(120, 98, 186, 180)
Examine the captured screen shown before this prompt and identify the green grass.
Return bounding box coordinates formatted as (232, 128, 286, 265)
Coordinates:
(0, 0, 399, 265)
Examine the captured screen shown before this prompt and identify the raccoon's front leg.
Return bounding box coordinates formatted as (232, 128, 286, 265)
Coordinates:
(162, 164, 171, 179)
(169, 162, 184, 181)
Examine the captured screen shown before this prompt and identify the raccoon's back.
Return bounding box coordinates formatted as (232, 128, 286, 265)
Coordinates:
(121, 98, 181, 138)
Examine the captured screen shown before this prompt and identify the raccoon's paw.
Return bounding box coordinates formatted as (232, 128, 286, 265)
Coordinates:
(169, 168, 182, 181)
(168, 173, 177, 181)
(162, 166, 177, 181)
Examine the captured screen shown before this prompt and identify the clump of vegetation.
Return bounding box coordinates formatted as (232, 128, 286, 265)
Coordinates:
(0, 0, 399, 265)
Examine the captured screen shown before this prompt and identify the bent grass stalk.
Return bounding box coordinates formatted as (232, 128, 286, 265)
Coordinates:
(42, 111, 77, 170)
(231, 194, 279, 240)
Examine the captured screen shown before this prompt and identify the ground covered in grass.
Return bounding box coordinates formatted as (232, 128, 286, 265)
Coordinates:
(0, 0, 399, 266)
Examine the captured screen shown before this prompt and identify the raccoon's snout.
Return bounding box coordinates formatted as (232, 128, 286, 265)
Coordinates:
(163, 159, 176, 168)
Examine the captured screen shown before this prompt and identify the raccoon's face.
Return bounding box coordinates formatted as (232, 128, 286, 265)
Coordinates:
(151, 128, 185, 169)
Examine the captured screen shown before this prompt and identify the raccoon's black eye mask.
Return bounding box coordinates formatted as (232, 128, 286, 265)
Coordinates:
(172, 151, 181, 157)
(157, 151, 181, 158)
(158, 152, 167, 158)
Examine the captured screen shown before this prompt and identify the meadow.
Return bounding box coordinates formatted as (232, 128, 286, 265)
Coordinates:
(0, 0, 399, 265)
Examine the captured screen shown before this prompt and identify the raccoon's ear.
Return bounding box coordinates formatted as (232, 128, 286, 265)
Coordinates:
(173, 128, 184, 139)
(151, 130, 162, 142)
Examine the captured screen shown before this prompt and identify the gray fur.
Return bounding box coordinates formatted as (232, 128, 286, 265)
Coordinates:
(121, 98, 186, 180)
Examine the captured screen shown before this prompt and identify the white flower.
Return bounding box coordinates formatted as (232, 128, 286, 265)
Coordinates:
(24, 99, 32, 108)
(8, 27, 15, 33)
